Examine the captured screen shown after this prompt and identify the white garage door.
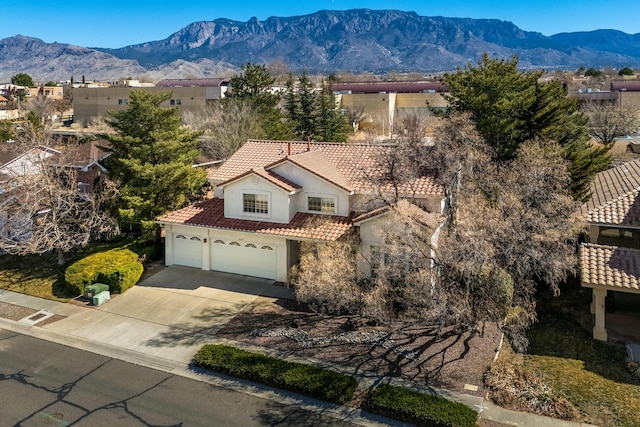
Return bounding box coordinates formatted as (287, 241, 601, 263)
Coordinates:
(173, 234, 203, 268)
(211, 239, 277, 279)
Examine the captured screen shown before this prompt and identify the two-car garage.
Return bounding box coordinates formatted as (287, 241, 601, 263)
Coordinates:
(169, 230, 280, 280)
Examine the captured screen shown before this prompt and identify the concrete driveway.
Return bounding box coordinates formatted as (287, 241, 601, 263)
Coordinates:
(43, 266, 294, 365)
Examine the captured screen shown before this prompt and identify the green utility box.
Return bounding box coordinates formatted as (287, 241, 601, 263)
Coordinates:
(92, 291, 111, 307)
(85, 283, 109, 299)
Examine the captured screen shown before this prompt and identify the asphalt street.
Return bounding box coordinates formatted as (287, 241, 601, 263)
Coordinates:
(0, 329, 362, 427)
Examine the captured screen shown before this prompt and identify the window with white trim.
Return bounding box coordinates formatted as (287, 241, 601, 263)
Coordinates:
(243, 193, 269, 214)
(307, 195, 336, 213)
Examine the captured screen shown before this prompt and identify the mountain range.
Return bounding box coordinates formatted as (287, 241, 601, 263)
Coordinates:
(1, 9, 640, 82)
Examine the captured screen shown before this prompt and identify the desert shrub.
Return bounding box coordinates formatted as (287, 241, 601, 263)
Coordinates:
(194, 344, 357, 404)
(65, 248, 143, 295)
(484, 360, 578, 420)
(365, 383, 477, 427)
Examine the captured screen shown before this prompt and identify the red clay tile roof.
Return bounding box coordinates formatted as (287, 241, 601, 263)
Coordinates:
(209, 140, 443, 197)
(580, 243, 640, 291)
(158, 198, 354, 241)
(585, 188, 640, 227)
(217, 168, 302, 194)
(266, 149, 352, 192)
(582, 158, 640, 215)
(353, 199, 445, 229)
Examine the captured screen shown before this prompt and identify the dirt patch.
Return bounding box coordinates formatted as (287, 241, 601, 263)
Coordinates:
(37, 314, 66, 327)
(0, 301, 37, 321)
(0, 301, 66, 326)
(216, 297, 501, 396)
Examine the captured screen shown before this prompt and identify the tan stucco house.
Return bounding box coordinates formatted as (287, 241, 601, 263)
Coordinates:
(158, 140, 445, 282)
(580, 158, 640, 340)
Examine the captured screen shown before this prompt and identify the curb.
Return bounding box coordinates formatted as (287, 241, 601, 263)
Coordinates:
(0, 316, 407, 427)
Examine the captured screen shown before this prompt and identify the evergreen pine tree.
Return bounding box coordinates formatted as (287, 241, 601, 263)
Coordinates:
(444, 54, 610, 201)
(103, 90, 207, 235)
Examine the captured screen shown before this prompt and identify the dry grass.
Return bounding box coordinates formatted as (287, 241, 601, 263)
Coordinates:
(490, 279, 640, 427)
(524, 314, 640, 427)
(485, 343, 579, 420)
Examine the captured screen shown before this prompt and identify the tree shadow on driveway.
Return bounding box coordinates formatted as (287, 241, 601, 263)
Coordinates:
(144, 303, 247, 348)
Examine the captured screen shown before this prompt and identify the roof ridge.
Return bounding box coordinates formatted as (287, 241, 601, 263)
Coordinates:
(245, 139, 396, 147)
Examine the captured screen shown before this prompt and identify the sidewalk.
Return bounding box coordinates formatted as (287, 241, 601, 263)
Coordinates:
(0, 287, 597, 427)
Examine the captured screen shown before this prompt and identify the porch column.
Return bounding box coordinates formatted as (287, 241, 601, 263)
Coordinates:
(592, 288, 608, 341)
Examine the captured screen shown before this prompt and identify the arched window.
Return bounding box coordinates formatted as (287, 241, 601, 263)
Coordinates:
(245, 243, 257, 248)
(229, 242, 241, 246)
(214, 239, 225, 244)
(176, 235, 186, 239)
(190, 236, 201, 241)
(261, 245, 274, 250)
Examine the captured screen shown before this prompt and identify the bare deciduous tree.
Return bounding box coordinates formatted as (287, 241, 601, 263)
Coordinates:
(435, 135, 581, 351)
(0, 127, 118, 264)
(393, 108, 433, 144)
(293, 112, 580, 351)
(183, 99, 263, 161)
(291, 205, 438, 327)
(26, 93, 55, 128)
(291, 238, 363, 315)
(581, 101, 640, 144)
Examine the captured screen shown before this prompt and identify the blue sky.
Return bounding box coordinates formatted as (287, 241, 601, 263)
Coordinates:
(3, 0, 638, 48)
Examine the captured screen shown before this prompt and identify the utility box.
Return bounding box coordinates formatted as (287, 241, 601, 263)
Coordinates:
(92, 291, 111, 306)
(85, 283, 109, 299)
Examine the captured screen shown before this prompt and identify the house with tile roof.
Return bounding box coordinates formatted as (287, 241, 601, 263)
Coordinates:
(158, 140, 445, 282)
(580, 158, 640, 341)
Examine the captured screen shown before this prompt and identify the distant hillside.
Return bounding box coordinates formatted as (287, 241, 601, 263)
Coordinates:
(1, 9, 640, 82)
(0, 35, 146, 82)
(0, 36, 236, 82)
(98, 9, 640, 73)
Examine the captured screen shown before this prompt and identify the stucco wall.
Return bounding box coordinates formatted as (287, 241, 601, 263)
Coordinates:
(270, 162, 351, 216)
(222, 174, 293, 223)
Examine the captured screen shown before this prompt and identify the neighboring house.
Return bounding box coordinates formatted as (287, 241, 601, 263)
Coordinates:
(580, 158, 640, 341)
(58, 139, 111, 191)
(28, 85, 64, 100)
(611, 80, 640, 109)
(570, 80, 640, 107)
(73, 78, 229, 126)
(0, 145, 60, 187)
(158, 140, 444, 282)
(0, 145, 61, 245)
(334, 81, 448, 135)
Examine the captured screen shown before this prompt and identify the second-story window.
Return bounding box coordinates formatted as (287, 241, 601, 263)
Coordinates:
(243, 193, 269, 214)
(308, 196, 336, 213)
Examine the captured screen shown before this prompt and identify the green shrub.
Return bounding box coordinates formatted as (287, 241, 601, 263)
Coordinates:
(365, 384, 477, 427)
(95, 262, 143, 293)
(194, 344, 357, 404)
(65, 248, 143, 295)
(128, 240, 163, 262)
